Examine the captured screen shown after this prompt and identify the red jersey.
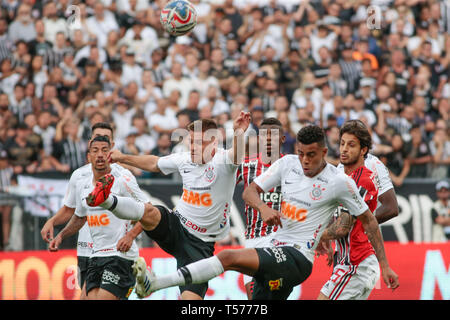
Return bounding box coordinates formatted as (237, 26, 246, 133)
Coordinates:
(335, 165, 378, 266)
(236, 153, 284, 239)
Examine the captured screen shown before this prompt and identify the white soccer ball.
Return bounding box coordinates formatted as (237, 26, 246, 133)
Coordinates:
(160, 0, 197, 36)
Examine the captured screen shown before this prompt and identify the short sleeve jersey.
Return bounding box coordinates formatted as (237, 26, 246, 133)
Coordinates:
(157, 148, 238, 242)
(253, 155, 369, 263)
(73, 164, 149, 260)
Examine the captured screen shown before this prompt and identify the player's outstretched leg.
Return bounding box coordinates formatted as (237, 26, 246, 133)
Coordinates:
(86, 173, 146, 221)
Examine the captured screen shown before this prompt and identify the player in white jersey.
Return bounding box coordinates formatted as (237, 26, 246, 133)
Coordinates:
(337, 150, 399, 224)
(122, 125, 399, 300)
(49, 136, 149, 300)
(41, 123, 144, 299)
(86, 113, 251, 300)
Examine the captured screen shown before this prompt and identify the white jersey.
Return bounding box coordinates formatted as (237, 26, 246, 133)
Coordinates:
(64, 163, 93, 257)
(254, 155, 369, 263)
(157, 148, 238, 242)
(72, 164, 149, 260)
(337, 153, 394, 210)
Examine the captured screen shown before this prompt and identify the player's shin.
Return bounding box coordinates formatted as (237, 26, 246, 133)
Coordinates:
(153, 256, 225, 291)
(100, 195, 145, 220)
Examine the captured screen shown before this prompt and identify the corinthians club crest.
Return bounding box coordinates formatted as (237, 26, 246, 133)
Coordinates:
(310, 184, 326, 201)
(204, 166, 216, 183)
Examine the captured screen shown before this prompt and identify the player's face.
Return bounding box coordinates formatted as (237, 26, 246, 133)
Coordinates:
(259, 125, 285, 162)
(189, 130, 217, 164)
(89, 141, 111, 172)
(340, 133, 366, 167)
(297, 142, 327, 177)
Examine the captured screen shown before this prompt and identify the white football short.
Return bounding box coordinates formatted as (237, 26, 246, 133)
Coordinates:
(320, 254, 380, 300)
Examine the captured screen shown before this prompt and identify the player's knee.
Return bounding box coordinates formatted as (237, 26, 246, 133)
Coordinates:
(217, 249, 238, 269)
(141, 203, 161, 230)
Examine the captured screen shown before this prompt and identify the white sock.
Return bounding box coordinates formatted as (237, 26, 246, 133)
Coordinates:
(99, 195, 145, 220)
(151, 256, 224, 291)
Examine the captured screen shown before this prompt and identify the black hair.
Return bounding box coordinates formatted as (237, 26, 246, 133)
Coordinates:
(89, 135, 111, 148)
(260, 117, 282, 128)
(91, 122, 114, 139)
(296, 125, 326, 147)
(339, 120, 372, 158)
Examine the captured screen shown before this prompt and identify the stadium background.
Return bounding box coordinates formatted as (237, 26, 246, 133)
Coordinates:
(0, 0, 449, 300)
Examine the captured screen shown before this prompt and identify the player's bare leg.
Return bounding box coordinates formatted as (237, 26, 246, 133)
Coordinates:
(86, 288, 119, 300)
(133, 248, 260, 297)
(317, 292, 330, 300)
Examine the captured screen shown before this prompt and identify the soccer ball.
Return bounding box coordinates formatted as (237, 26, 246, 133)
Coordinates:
(160, 0, 197, 36)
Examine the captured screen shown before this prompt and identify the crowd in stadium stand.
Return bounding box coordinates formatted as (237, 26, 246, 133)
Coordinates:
(0, 0, 448, 190)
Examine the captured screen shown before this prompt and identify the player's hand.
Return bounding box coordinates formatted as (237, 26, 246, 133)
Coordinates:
(108, 149, 124, 164)
(48, 235, 62, 252)
(233, 111, 251, 133)
(260, 206, 283, 227)
(116, 233, 133, 253)
(315, 239, 333, 266)
(41, 220, 54, 243)
(381, 266, 399, 291)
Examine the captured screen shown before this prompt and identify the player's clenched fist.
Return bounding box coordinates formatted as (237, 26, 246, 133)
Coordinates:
(108, 149, 124, 163)
(260, 206, 283, 227)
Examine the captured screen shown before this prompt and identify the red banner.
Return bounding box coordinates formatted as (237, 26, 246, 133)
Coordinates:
(0, 242, 448, 300)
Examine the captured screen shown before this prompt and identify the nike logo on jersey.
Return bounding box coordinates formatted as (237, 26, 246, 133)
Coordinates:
(183, 170, 191, 173)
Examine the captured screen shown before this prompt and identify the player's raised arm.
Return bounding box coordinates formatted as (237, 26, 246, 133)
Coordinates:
(228, 111, 251, 165)
(108, 149, 161, 173)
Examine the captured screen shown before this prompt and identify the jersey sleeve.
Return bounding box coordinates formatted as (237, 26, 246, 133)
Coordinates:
(253, 157, 283, 192)
(372, 158, 394, 195)
(74, 187, 87, 218)
(119, 172, 150, 203)
(358, 171, 379, 203)
(157, 152, 187, 175)
(336, 174, 369, 217)
(63, 170, 80, 208)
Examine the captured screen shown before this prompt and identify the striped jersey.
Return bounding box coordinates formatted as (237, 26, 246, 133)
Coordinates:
(236, 153, 284, 240)
(335, 165, 378, 266)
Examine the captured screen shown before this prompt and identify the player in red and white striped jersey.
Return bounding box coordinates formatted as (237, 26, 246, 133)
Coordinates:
(318, 120, 396, 300)
(236, 117, 285, 298)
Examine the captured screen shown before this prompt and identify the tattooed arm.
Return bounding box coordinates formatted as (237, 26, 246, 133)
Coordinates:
(320, 210, 354, 241)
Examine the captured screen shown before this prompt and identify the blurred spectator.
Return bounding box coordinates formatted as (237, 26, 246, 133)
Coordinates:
(86, 1, 119, 48)
(382, 133, 411, 188)
(120, 128, 141, 156)
(431, 180, 450, 242)
(429, 127, 450, 179)
(277, 110, 296, 154)
(148, 132, 173, 179)
(4, 123, 41, 175)
(405, 125, 432, 178)
(131, 115, 156, 155)
(42, 1, 67, 46)
(0, 148, 15, 251)
(325, 125, 340, 166)
(52, 116, 86, 173)
(8, 3, 36, 43)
